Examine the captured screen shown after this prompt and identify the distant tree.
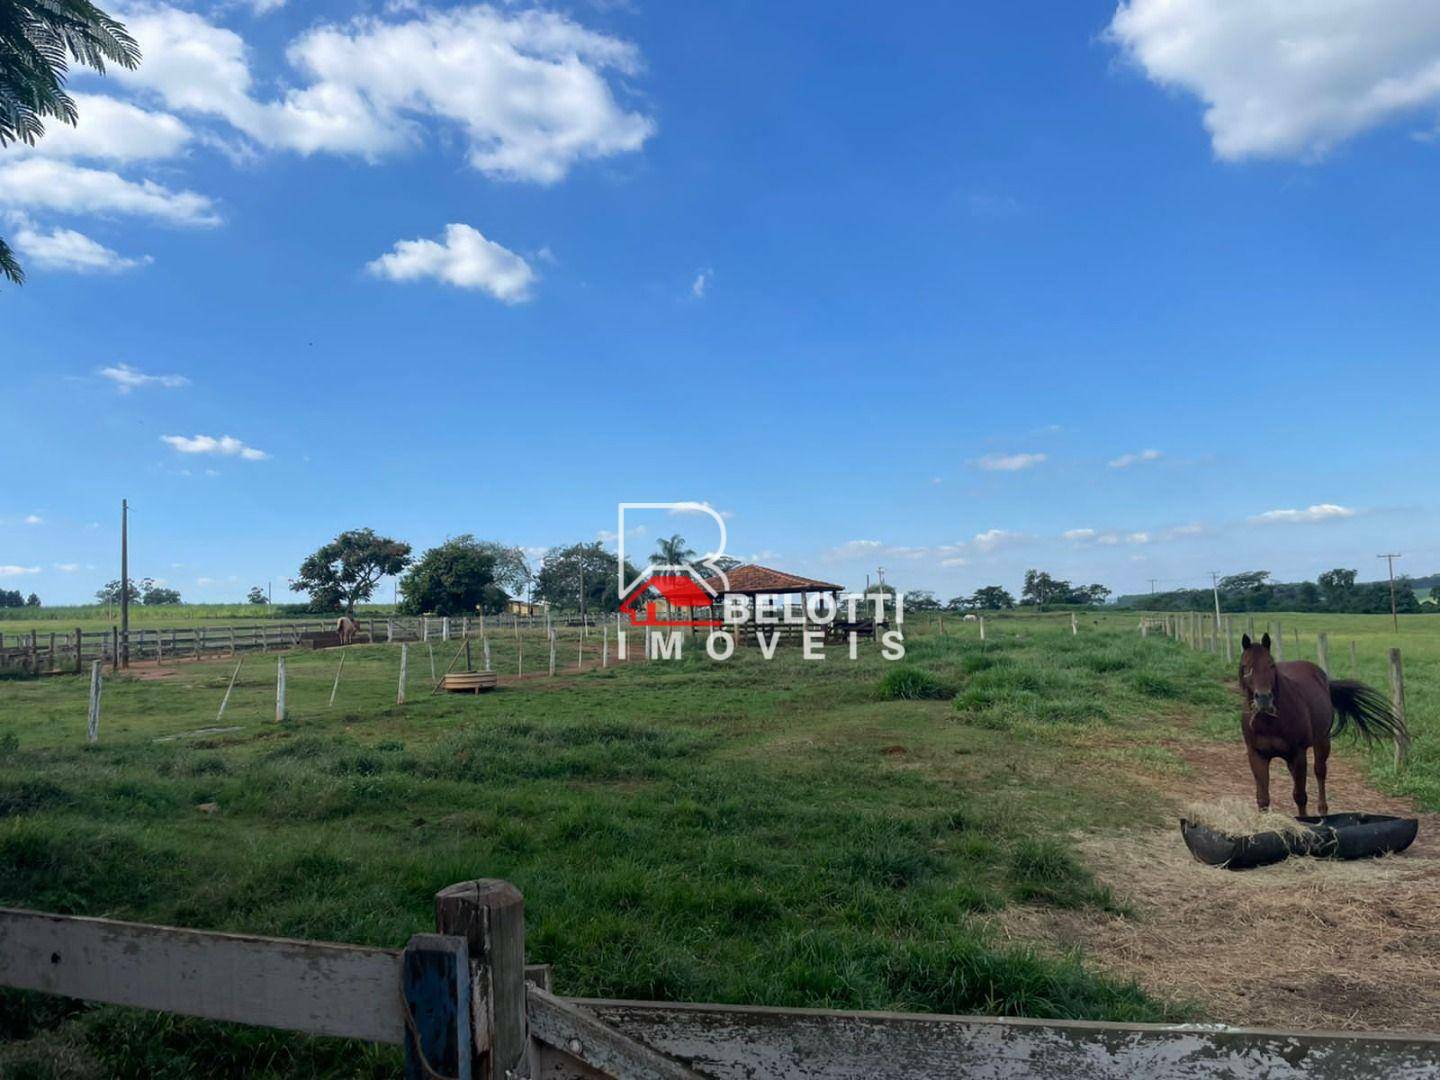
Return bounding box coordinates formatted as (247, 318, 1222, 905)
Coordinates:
(534, 542, 640, 612)
(398, 535, 507, 616)
(943, 595, 969, 612)
(1020, 570, 1070, 608)
(906, 589, 940, 611)
(1, 0, 140, 284)
(140, 578, 181, 605)
(469, 541, 532, 598)
(651, 534, 697, 567)
(1317, 568, 1357, 609)
(24, 592, 39, 607)
(1068, 583, 1111, 605)
(292, 528, 411, 614)
(0, 589, 22, 608)
(246, 586, 268, 605)
(970, 585, 1015, 610)
(95, 579, 141, 605)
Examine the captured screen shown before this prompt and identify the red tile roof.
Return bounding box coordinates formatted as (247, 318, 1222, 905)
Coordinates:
(704, 564, 844, 595)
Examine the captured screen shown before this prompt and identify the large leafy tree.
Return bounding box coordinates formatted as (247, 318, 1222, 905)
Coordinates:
(534, 541, 639, 612)
(1020, 570, 1070, 608)
(469, 540, 532, 597)
(970, 585, 1015, 610)
(0, 0, 141, 285)
(139, 578, 180, 605)
(95, 578, 141, 605)
(291, 528, 411, 614)
(398, 535, 508, 616)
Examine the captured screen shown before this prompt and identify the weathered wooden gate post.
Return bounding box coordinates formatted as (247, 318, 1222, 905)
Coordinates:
(434, 880, 527, 1080)
(1316, 632, 1330, 676)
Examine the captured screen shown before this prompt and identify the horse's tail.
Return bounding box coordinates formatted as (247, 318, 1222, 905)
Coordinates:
(1328, 679, 1408, 745)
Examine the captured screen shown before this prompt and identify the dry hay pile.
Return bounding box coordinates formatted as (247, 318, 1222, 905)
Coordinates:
(1179, 797, 1318, 841)
(996, 824, 1440, 1032)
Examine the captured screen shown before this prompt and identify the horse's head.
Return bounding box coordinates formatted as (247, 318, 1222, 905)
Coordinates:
(1240, 633, 1278, 715)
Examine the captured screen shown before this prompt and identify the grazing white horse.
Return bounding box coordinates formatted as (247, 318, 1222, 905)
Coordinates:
(336, 616, 360, 645)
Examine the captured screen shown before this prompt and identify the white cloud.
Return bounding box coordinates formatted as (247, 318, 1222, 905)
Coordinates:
(691, 268, 711, 298)
(1251, 503, 1356, 524)
(13, 221, 151, 273)
(0, 566, 40, 577)
(1126, 531, 1151, 545)
(1108, 0, 1440, 161)
(939, 556, 969, 568)
(114, 3, 654, 182)
(249, 0, 286, 12)
(23, 515, 43, 525)
(975, 452, 1046, 472)
(367, 224, 535, 302)
(54, 563, 80, 572)
(971, 528, 1027, 553)
(14, 93, 190, 163)
(1108, 448, 1162, 469)
(99, 363, 189, 392)
(1062, 528, 1096, 541)
(824, 539, 884, 561)
(0, 159, 219, 225)
(161, 434, 268, 460)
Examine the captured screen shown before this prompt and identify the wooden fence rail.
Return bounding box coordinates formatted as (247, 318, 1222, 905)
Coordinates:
(3, 880, 1438, 1078)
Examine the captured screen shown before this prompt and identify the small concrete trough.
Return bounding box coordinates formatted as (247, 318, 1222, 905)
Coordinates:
(1181, 812, 1418, 871)
(440, 671, 498, 695)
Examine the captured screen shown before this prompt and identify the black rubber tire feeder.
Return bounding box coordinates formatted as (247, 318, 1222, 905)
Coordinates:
(1181, 812, 1418, 871)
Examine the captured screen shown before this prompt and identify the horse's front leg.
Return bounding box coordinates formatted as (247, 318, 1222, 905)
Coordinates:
(1314, 741, 1330, 816)
(1286, 748, 1309, 817)
(1247, 747, 1271, 811)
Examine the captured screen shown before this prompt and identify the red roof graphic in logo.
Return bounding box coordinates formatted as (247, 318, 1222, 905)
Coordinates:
(619, 569, 722, 627)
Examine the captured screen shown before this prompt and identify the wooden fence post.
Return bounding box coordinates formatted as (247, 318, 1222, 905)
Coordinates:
(1389, 648, 1410, 769)
(398, 644, 408, 705)
(111, 626, 119, 673)
(275, 657, 287, 723)
(483, 637, 492, 672)
(86, 660, 102, 743)
(74, 627, 82, 674)
(549, 630, 557, 677)
(1350, 640, 1358, 672)
(979, 616, 985, 641)
(602, 625, 609, 667)
(1224, 616, 1233, 663)
(401, 934, 472, 1080)
(1273, 622, 1284, 661)
(329, 652, 346, 708)
(433, 880, 526, 1080)
(1070, 612, 1077, 635)
(427, 643, 436, 682)
(216, 659, 242, 723)
(1316, 632, 1329, 676)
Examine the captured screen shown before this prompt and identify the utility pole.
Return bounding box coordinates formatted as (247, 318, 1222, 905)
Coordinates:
(1378, 553, 1403, 632)
(1148, 579, 1159, 595)
(119, 498, 129, 669)
(1208, 572, 1223, 634)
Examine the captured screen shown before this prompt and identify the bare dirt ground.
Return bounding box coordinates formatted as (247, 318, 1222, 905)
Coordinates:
(996, 728, 1440, 1033)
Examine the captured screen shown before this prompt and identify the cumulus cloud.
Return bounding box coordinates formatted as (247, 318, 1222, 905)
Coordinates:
(971, 528, 1027, 553)
(1251, 503, 1356, 524)
(12, 220, 151, 273)
(974, 452, 1046, 472)
(112, 3, 654, 183)
(161, 434, 268, 460)
(23, 515, 43, 525)
(367, 224, 535, 302)
(99, 363, 188, 392)
(12, 93, 190, 163)
(0, 159, 219, 225)
(1062, 528, 1096, 541)
(0, 566, 40, 577)
(1108, 448, 1162, 469)
(54, 563, 80, 572)
(823, 539, 884, 561)
(1108, 0, 1440, 161)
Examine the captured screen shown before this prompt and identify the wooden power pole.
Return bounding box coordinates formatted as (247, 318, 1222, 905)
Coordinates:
(120, 498, 130, 669)
(1378, 553, 1403, 632)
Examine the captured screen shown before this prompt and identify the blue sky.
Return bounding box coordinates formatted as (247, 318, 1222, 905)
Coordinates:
(5, 0, 1440, 604)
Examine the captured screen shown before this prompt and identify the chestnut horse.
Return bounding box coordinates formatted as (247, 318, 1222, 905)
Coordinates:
(1238, 632, 1406, 815)
(335, 616, 360, 645)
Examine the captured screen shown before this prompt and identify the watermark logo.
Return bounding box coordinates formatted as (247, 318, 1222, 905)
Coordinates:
(615, 501, 905, 661)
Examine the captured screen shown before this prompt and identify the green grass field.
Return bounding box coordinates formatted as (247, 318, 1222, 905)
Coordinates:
(0, 610, 1429, 1076)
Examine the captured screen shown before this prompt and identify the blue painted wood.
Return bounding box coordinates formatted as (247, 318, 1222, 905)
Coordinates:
(402, 933, 472, 1080)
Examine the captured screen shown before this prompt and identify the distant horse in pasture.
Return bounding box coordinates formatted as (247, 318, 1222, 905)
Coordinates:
(1238, 632, 1407, 815)
(335, 616, 360, 645)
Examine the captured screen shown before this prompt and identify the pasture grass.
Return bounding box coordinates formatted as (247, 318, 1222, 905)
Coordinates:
(0, 609, 1429, 1075)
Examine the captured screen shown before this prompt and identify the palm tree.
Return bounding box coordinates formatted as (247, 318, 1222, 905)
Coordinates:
(0, 0, 141, 285)
(651, 533, 696, 567)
